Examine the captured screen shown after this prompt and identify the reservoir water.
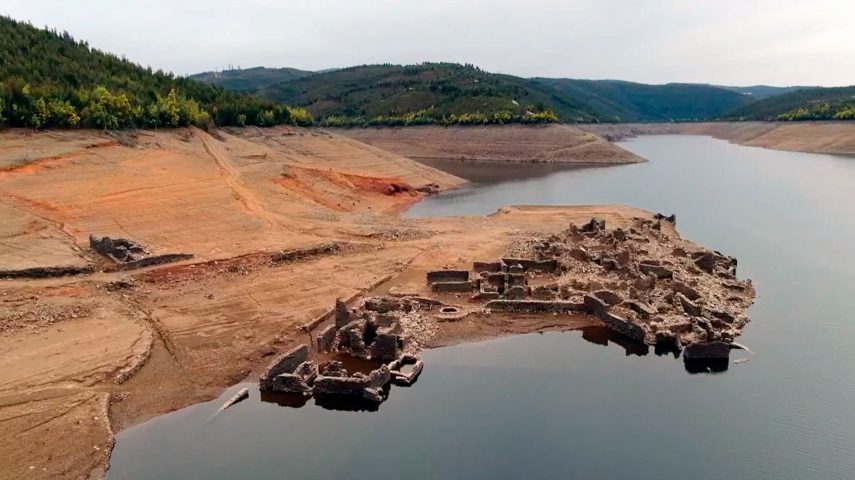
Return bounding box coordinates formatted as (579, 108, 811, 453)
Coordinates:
(108, 135, 855, 479)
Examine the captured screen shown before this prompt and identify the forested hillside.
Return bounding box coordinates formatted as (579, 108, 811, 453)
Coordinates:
(725, 86, 855, 121)
(529, 79, 752, 122)
(9, 13, 845, 131)
(0, 16, 312, 129)
(189, 67, 314, 92)
(717, 85, 814, 100)
(198, 63, 759, 125)
(256, 63, 579, 126)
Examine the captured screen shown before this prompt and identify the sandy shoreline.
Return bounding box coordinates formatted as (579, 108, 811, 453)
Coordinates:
(0, 121, 812, 478)
(336, 124, 645, 164)
(579, 121, 855, 156)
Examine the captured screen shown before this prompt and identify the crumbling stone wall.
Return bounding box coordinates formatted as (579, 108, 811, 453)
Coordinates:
(315, 324, 336, 352)
(485, 299, 584, 313)
(89, 234, 146, 263)
(369, 331, 401, 361)
(500, 258, 558, 273)
(427, 270, 470, 283)
(259, 344, 309, 390)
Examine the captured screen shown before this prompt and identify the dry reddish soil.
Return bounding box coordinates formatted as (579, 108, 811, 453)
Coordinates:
(580, 121, 855, 155)
(0, 124, 710, 479)
(336, 124, 645, 164)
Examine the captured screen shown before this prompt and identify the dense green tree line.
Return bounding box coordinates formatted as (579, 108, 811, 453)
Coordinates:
(776, 102, 855, 121)
(726, 86, 855, 121)
(0, 16, 314, 129)
(320, 108, 558, 127)
(260, 63, 597, 124)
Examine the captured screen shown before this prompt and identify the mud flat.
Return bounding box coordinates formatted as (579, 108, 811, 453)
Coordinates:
(336, 124, 645, 164)
(580, 121, 855, 156)
(0, 125, 745, 479)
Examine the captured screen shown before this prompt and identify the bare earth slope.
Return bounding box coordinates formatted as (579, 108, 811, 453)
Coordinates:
(581, 121, 855, 156)
(337, 124, 645, 164)
(0, 126, 465, 479)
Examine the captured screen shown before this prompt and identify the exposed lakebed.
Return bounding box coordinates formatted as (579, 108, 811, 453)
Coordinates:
(108, 136, 855, 480)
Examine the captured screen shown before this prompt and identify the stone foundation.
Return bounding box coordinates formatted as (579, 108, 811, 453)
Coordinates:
(485, 299, 585, 313)
(500, 258, 559, 273)
(427, 270, 470, 282)
(431, 281, 475, 293)
(259, 344, 310, 390)
(315, 325, 336, 352)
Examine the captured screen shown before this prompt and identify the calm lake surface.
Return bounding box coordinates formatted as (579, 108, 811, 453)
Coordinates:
(108, 135, 855, 479)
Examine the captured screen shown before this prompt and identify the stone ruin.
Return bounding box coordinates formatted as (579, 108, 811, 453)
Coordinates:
(256, 213, 753, 411)
(425, 216, 756, 371)
(89, 234, 193, 269)
(259, 297, 427, 404)
(89, 234, 147, 263)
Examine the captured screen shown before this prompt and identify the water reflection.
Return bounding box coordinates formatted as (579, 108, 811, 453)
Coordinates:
(580, 326, 650, 356)
(577, 326, 723, 373)
(683, 357, 729, 374)
(260, 388, 393, 413)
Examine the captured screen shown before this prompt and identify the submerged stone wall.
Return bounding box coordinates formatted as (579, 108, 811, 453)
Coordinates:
(259, 344, 309, 390)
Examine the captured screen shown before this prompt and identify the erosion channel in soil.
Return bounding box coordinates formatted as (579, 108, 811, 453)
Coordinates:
(107, 134, 855, 480)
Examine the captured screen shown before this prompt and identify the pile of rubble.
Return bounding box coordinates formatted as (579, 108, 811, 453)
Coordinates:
(89, 235, 148, 263)
(0, 300, 94, 335)
(426, 216, 755, 366)
(89, 234, 193, 269)
(259, 297, 430, 404)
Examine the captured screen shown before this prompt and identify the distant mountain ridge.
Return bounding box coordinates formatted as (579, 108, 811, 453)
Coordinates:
(189, 67, 315, 92)
(717, 85, 817, 100)
(193, 63, 762, 124)
(528, 78, 751, 122)
(257, 63, 599, 124)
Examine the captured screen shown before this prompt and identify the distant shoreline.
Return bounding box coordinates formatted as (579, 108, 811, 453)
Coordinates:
(577, 121, 855, 156)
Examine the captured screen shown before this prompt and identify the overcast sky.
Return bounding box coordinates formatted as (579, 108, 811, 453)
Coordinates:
(4, 0, 854, 86)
